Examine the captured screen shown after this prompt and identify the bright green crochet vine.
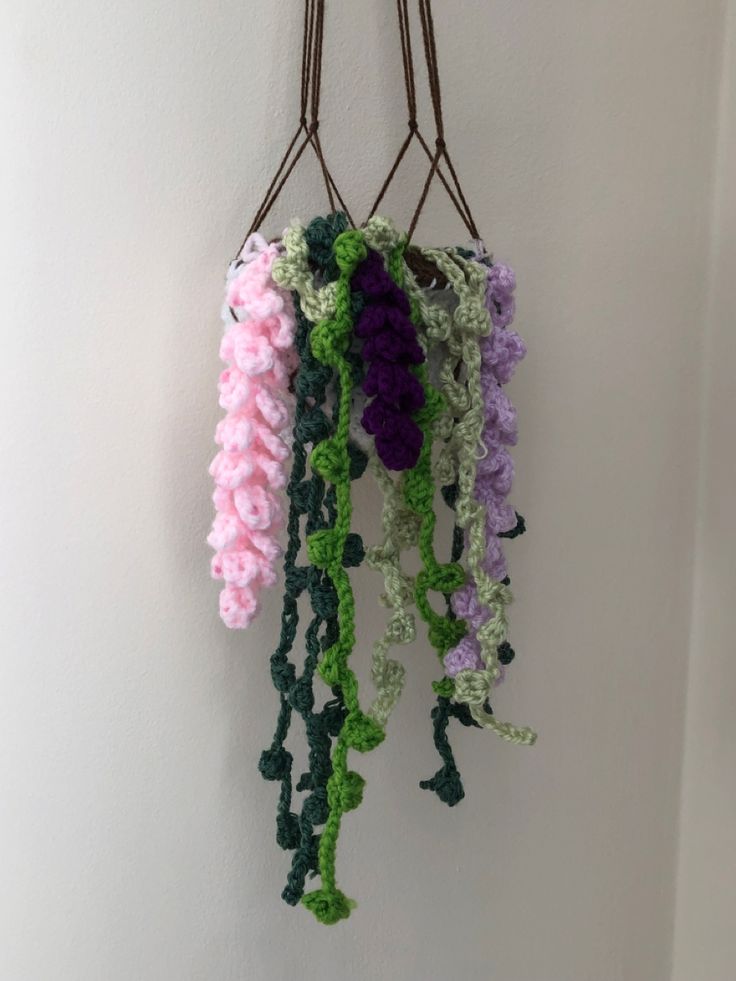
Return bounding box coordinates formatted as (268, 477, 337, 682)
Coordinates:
(301, 228, 387, 925)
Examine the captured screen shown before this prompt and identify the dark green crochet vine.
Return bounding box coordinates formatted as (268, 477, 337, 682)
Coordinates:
(259, 213, 369, 907)
(419, 495, 527, 805)
(249, 213, 535, 924)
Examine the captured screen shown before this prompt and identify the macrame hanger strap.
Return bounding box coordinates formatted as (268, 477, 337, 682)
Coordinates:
(307, 0, 351, 221)
(241, 0, 315, 246)
(366, 0, 471, 229)
(407, 0, 480, 243)
(365, 0, 417, 220)
(237, 0, 353, 256)
(306, 0, 356, 225)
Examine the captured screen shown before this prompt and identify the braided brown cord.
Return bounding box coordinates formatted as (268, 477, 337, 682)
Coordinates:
(237, 0, 353, 255)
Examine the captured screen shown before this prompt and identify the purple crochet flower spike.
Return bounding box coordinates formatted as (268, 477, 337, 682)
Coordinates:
(444, 260, 526, 680)
(351, 249, 425, 471)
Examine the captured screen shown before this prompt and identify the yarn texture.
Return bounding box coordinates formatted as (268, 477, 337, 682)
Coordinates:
(208, 213, 537, 922)
(208, 236, 296, 628)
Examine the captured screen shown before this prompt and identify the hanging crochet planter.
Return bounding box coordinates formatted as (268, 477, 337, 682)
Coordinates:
(208, 0, 536, 925)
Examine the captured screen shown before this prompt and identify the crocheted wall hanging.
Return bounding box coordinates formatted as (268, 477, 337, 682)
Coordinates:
(208, 0, 536, 925)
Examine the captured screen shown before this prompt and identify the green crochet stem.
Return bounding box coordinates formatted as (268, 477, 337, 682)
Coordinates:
(418, 481, 479, 805)
(385, 232, 535, 799)
(301, 228, 386, 926)
(362, 216, 474, 804)
(262, 214, 535, 922)
(386, 243, 467, 664)
(364, 457, 419, 727)
(262, 213, 373, 907)
(436, 250, 536, 746)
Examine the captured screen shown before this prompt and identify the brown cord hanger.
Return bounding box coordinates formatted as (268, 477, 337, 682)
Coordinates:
(239, 0, 479, 254)
(366, 0, 480, 243)
(368, 0, 478, 238)
(236, 0, 353, 257)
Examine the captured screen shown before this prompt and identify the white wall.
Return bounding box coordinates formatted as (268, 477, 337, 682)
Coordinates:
(0, 2, 726, 979)
(672, 3, 736, 979)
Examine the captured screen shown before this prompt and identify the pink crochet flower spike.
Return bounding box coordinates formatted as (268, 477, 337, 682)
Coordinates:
(208, 235, 295, 628)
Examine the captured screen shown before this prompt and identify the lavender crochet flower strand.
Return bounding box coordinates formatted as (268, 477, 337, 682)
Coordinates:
(444, 262, 526, 679)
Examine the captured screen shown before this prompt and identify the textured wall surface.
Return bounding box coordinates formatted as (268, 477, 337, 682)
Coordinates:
(672, 3, 736, 979)
(0, 2, 727, 979)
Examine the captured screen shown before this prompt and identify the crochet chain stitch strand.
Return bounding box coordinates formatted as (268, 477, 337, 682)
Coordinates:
(300, 228, 387, 925)
(263, 212, 373, 907)
(445, 251, 535, 745)
(230, 213, 538, 923)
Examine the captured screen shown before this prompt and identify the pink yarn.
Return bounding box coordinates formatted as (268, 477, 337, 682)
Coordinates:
(208, 237, 295, 629)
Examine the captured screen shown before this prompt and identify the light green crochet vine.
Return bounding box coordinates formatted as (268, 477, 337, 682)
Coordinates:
(385, 232, 468, 670)
(433, 249, 535, 745)
(210, 0, 545, 930)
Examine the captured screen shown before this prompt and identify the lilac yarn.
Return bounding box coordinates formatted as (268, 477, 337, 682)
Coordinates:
(480, 536, 508, 582)
(352, 249, 425, 471)
(482, 328, 526, 385)
(363, 361, 425, 411)
(451, 583, 489, 630)
(444, 636, 484, 676)
(476, 446, 515, 494)
(443, 259, 526, 680)
(482, 385, 519, 446)
(486, 262, 517, 329)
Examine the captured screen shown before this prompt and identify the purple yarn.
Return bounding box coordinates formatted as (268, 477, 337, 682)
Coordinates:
(354, 304, 414, 339)
(475, 446, 515, 494)
(363, 361, 425, 412)
(444, 259, 525, 680)
(451, 583, 490, 629)
(483, 385, 518, 446)
(362, 329, 424, 365)
(444, 636, 484, 676)
(352, 248, 426, 471)
(486, 500, 517, 536)
(486, 262, 517, 329)
(352, 252, 409, 312)
(481, 328, 526, 385)
(480, 537, 508, 582)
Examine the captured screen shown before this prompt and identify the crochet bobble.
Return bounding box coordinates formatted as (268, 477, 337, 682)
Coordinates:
(280, 217, 420, 733)
(363, 217, 495, 804)
(400, 242, 487, 804)
(352, 248, 426, 470)
(300, 228, 387, 925)
(262, 212, 370, 907)
(361, 222, 469, 698)
(214, 213, 537, 924)
(384, 243, 468, 688)
(208, 238, 296, 628)
(358, 227, 425, 727)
